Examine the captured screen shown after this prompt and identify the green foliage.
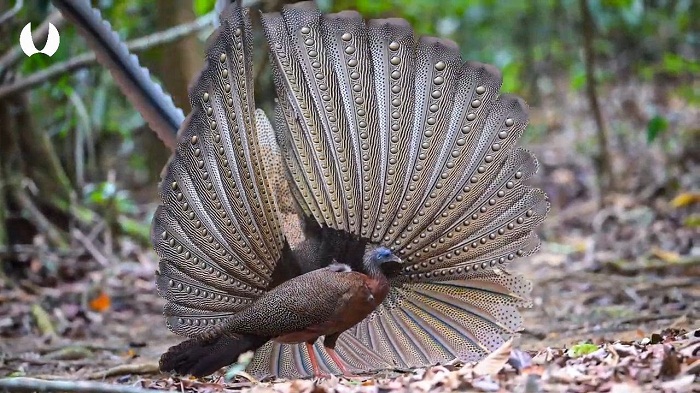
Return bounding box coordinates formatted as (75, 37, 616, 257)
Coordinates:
(500, 62, 523, 96)
(329, 0, 696, 101)
(567, 343, 599, 358)
(570, 65, 587, 91)
(646, 115, 668, 144)
(661, 53, 699, 77)
(83, 182, 138, 216)
(193, 0, 216, 16)
(684, 215, 700, 228)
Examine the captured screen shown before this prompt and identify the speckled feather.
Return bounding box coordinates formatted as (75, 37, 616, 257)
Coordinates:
(153, 0, 549, 379)
(256, 2, 548, 378)
(196, 266, 378, 341)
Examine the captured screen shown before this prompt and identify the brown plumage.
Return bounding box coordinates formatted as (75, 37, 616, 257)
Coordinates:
(54, 0, 549, 380)
(186, 257, 396, 376)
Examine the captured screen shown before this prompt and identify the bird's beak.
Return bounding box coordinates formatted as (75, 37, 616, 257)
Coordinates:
(388, 254, 403, 265)
(381, 254, 404, 277)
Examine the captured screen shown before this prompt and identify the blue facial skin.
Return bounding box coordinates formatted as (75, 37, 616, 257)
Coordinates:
(375, 247, 393, 260)
(365, 246, 402, 277)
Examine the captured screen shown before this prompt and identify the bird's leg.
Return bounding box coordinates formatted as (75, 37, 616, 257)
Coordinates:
(305, 341, 326, 378)
(326, 347, 350, 375)
(323, 333, 352, 376)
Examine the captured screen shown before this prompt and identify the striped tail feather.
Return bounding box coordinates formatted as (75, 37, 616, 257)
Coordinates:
(152, 3, 286, 341)
(250, 1, 548, 378)
(249, 331, 394, 379)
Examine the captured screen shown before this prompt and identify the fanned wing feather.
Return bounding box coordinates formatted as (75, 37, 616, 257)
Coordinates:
(365, 18, 417, 242)
(152, 3, 285, 340)
(151, 0, 547, 379)
(252, 1, 548, 378)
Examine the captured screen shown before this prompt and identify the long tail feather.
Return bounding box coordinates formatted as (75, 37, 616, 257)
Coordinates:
(50, 0, 183, 148)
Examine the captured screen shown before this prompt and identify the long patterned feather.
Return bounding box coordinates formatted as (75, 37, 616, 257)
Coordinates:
(152, 4, 285, 340)
(145, 0, 548, 379)
(50, 0, 184, 148)
(252, 2, 549, 378)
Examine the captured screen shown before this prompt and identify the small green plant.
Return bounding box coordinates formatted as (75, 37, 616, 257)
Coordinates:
(567, 343, 599, 358)
(646, 115, 669, 144)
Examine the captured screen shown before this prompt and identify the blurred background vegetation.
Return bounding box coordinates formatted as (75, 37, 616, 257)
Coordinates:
(0, 0, 697, 277)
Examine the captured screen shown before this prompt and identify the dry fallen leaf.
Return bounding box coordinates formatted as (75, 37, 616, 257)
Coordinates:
(650, 247, 681, 263)
(89, 292, 111, 312)
(508, 348, 533, 372)
(660, 346, 682, 378)
(670, 192, 700, 208)
(610, 381, 643, 393)
(30, 303, 56, 337)
(472, 338, 513, 376)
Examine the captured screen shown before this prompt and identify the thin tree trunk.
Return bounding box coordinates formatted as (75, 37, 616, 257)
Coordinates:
(579, 0, 614, 206)
(0, 162, 7, 248)
(520, 2, 540, 105)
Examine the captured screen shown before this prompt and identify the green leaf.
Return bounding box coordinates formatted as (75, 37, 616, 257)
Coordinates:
(570, 66, 587, 91)
(193, 0, 215, 16)
(567, 343, 599, 358)
(646, 115, 668, 143)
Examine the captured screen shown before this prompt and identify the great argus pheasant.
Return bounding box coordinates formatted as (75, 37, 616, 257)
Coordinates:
(52, 0, 549, 379)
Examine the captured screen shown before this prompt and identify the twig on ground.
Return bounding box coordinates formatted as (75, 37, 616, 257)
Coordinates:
(12, 188, 68, 248)
(614, 312, 692, 327)
(0, 377, 159, 393)
(0, 244, 81, 259)
(84, 363, 160, 380)
(37, 342, 124, 355)
(73, 228, 111, 267)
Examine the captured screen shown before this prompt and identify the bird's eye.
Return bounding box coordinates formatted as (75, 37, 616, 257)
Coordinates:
(376, 248, 391, 259)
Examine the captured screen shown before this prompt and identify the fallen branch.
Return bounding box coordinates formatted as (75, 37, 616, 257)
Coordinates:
(0, 13, 214, 99)
(12, 188, 68, 248)
(0, 244, 82, 259)
(0, 0, 23, 25)
(0, 378, 158, 393)
(73, 228, 111, 267)
(84, 362, 160, 380)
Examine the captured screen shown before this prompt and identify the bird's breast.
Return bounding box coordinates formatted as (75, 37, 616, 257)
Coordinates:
(364, 275, 390, 306)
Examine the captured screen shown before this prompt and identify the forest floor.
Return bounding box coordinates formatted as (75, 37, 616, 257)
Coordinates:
(1, 91, 699, 392)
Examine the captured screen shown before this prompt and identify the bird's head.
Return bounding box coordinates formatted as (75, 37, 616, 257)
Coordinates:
(363, 246, 403, 278)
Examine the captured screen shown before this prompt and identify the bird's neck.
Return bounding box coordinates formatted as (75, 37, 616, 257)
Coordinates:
(361, 258, 382, 279)
(363, 265, 391, 306)
(362, 258, 390, 288)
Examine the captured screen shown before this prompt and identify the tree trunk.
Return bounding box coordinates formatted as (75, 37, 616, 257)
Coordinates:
(579, 0, 614, 206)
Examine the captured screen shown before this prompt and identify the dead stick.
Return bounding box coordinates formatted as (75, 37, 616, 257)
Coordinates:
(72, 228, 110, 267)
(12, 188, 68, 248)
(84, 363, 160, 380)
(0, 378, 158, 393)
